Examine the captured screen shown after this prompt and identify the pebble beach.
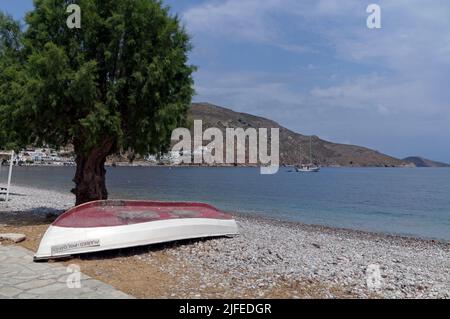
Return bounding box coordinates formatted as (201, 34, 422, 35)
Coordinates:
(1, 185, 449, 299)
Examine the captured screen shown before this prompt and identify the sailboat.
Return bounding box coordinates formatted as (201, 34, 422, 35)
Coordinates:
(295, 136, 320, 173)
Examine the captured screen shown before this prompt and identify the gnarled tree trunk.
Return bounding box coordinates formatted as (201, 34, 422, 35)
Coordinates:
(72, 139, 115, 206)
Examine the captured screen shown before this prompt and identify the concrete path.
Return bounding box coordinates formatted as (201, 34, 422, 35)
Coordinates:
(0, 245, 132, 299)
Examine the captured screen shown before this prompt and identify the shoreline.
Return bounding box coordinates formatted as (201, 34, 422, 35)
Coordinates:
(7, 162, 449, 168)
(233, 211, 450, 246)
(5, 180, 449, 245)
(1, 185, 449, 299)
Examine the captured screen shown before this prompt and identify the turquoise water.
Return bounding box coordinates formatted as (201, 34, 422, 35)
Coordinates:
(5, 166, 450, 242)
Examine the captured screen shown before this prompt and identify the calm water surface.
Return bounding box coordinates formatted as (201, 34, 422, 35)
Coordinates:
(4, 166, 450, 242)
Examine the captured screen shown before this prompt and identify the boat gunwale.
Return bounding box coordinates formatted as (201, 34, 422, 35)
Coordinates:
(52, 200, 234, 228)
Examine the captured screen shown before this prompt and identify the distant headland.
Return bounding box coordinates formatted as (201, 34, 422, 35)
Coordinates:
(2, 103, 449, 168)
(187, 103, 448, 168)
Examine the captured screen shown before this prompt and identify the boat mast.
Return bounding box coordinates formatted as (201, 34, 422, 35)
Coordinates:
(309, 136, 312, 164)
(6, 151, 13, 203)
(0, 150, 13, 203)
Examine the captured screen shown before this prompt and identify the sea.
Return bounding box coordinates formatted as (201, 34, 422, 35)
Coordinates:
(4, 166, 450, 242)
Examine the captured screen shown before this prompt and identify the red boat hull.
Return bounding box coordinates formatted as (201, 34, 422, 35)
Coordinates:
(34, 200, 239, 261)
(53, 200, 234, 228)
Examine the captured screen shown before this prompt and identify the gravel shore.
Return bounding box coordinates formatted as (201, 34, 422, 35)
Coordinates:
(1, 185, 449, 299)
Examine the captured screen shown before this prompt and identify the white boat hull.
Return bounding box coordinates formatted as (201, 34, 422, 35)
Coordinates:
(295, 167, 320, 173)
(34, 218, 239, 261)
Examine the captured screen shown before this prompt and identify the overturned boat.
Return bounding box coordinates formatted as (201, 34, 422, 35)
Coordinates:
(34, 200, 239, 261)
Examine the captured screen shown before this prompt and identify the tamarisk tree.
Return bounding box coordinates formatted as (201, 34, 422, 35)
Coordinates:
(0, 1, 195, 205)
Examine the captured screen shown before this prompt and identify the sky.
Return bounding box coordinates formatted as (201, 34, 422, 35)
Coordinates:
(1, 1, 450, 162)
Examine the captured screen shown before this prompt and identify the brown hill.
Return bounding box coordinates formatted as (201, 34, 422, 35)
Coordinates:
(403, 157, 450, 168)
(188, 103, 409, 167)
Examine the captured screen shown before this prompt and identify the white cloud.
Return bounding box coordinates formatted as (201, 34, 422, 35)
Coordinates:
(310, 75, 438, 115)
(182, 0, 319, 52)
(328, 3, 450, 68)
(183, 0, 450, 159)
(183, 0, 281, 43)
(194, 71, 305, 116)
(307, 0, 450, 115)
(314, 0, 361, 15)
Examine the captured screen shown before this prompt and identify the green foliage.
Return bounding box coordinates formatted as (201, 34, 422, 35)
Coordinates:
(0, 0, 195, 155)
(0, 12, 24, 150)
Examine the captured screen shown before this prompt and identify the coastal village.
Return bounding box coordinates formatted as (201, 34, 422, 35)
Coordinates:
(0, 146, 212, 167)
(6, 148, 75, 166)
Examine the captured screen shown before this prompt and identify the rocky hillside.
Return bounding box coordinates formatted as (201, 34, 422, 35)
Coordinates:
(403, 157, 450, 168)
(188, 103, 410, 167)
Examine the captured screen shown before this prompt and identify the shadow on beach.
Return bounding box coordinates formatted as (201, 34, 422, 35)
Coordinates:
(66, 236, 226, 263)
(0, 192, 27, 197)
(0, 192, 27, 203)
(0, 206, 63, 227)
